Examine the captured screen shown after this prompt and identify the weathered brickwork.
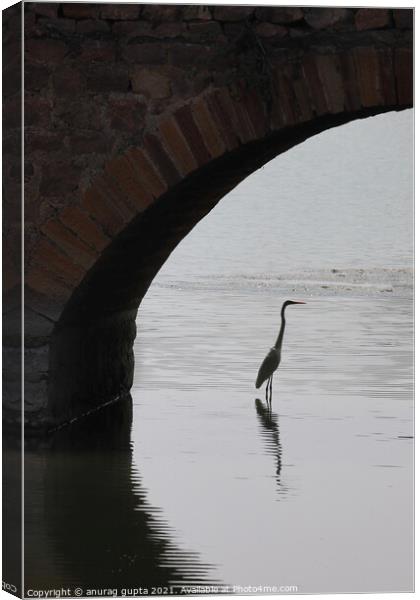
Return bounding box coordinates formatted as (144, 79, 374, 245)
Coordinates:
(4, 4, 413, 432)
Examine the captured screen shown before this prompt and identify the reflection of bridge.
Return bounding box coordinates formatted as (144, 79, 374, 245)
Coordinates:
(23, 397, 216, 592)
(3, 5, 413, 430)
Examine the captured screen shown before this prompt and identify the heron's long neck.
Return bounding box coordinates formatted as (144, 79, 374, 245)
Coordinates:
(274, 310, 286, 350)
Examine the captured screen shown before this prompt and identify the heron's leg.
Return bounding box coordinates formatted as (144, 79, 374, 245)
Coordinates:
(269, 375, 273, 410)
(265, 379, 270, 405)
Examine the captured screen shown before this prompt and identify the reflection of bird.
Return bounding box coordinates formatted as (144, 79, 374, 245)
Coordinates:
(255, 300, 305, 407)
(255, 398, 282, 479)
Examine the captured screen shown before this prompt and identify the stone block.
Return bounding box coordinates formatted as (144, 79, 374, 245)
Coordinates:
(25, 64, 50, 91)
(213, 6, 254, 21)
(304, 8, 352, 29)
(256, 7, 303, 24)
(79, 40, 116, 63)
(32, 3, 59, 18)
(255, 23, 288, 38)
(25, 38, 68, 64)
(130, 66, 171, 98)
(142, 5, 182, 22)
(183, 5, 212, 21)
(53, 67, 85, 94)
(86, 65, 130, 93)
(62, 3, 99, 18)
(107, 96, 147, 131)
(76, 19, 110, 34)
(393, 9, 413, 29)
(99, 4, 141, 20)
(355, 8, 391, 31)
(68, 132, 109, 155)
(112, 20, 152, 36)
(123, 43, 167, 64)
(37, 17, 76, 34)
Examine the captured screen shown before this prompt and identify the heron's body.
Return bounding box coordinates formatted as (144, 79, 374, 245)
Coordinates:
(255, 300, 305, 405)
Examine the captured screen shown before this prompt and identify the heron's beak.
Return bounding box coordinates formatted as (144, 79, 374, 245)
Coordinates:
(292, 301, 306, 304)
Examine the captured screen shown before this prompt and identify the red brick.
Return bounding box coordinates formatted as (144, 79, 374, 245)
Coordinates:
(378, 49, 397, 106)
(143, 133, 182, 187)
(59, 205, 110, 252)
(339, 52, 362, 112)
(352, 47, 383, 107)
(32, 238, 86, 287)
(301, 55, 329, 116)
(271, 70, 297, 128)
(81, 186, 126, 237)
(94, 174, 135, 223)
(395, 48, 413, 106)
(126, 147, 167, 199)
(174, 105, 211, 167)
(105, 155, 154, 212)
(62, 3, 98, 18)
(158, 115, 198, 176)
(206, 89, 241, 151)
(100, 4, 141, 20)
(284, 63, 313, 123)
(41, 219, 98, 269)
(25, 39, 68, 64)
(355, 9, 391, 31)
(315, 54, 345, 114)
(242, 88, 270, 138)
(26, 265, 72, 302)
(190, 97, 226, 159)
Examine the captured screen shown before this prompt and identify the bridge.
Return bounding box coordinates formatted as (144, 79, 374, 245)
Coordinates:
(3, 4, 413, 432)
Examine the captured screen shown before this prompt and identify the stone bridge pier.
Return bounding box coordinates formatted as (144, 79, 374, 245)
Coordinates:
(3, 4, 413, 433)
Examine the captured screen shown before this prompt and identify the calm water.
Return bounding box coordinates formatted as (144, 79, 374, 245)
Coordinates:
(24, 111, 413, 594)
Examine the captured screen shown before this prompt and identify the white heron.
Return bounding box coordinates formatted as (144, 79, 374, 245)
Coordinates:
(255, 300, 306, 406)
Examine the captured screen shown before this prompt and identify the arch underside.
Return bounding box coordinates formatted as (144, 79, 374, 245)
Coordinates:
(47, 106, 408, 431)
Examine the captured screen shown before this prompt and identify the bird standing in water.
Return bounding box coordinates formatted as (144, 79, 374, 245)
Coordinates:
(255, 300, 306, 407)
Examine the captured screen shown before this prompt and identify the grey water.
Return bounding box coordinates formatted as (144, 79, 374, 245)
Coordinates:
(24, 110, 413, 594)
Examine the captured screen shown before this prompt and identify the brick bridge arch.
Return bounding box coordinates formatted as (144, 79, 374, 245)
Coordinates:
(6, 5, 412, 432)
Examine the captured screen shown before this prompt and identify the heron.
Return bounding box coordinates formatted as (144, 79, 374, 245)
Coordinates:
(255, 300, 306, 407)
